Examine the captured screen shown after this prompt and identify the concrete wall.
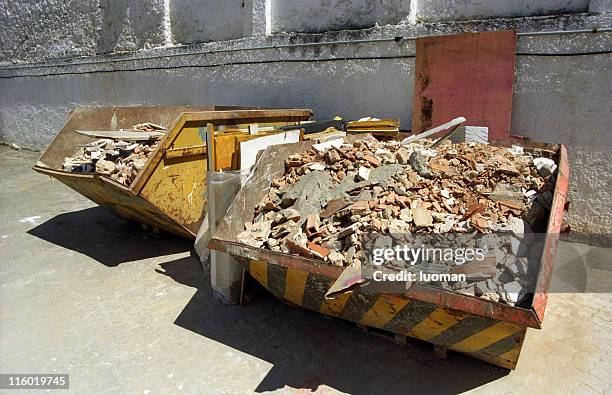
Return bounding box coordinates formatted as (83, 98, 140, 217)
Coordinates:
(415, 0, 589, 23)
(0, 0, 167, 65)
(511, 52, 611, 245)
(270, 0, 412, 33)
(0, 0, 598, 64)
(0, 3, 610, 244)
(171, 0, 250, 43)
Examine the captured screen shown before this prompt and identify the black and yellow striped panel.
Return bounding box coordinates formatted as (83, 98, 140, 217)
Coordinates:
(248, 260, 526, 369)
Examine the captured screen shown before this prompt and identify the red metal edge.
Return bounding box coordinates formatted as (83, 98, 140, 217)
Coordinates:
(531, 144, 569, 324)
(405, 285, 541, 328)
(208, 238, 344, 278)
(209, 238, 542, 328)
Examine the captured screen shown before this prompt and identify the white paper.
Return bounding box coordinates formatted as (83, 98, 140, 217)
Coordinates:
(240, 130, 301, 170)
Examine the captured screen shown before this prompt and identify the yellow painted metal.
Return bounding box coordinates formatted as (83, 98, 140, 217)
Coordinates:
(249, 260, 268, 287)
(214, 134, 241, 171)
(34, 106, 312, 239)
(359, 295, 410, 328)
(284, 268, 309, 306)
(450, 321, 523, 354)
(164, 145, 207, 160)
(319, 292, 352, 317)
(407, 308, 466, 341)
(495, 344, 524, 369)
(211, 128, 304, 171)
(56, 171, 192, 238)
(239, 260, 526, 369)
(140, 123, 209, 235)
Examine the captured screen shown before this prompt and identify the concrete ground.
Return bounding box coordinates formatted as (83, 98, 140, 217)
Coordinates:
(0, 145, 610, 394)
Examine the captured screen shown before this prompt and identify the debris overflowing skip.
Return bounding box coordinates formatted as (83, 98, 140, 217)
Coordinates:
(61, 123, 165, 186)
(237, 136, 558, 306)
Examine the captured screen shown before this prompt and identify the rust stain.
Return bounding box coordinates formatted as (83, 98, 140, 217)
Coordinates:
(421, 97, 434, 130)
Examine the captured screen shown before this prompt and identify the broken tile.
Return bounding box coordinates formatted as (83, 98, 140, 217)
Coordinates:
(306, 213, 320, 234)
(307, 241, 331, 258)
(450, 257, 497, 281)
(399, 208, 412, 222)
(95, 159, 116, 175)
(503, 281, 525, 305)
(309, 162, 326, 171)
(321, 198, 350, 219)
(326, 149, 342, 164)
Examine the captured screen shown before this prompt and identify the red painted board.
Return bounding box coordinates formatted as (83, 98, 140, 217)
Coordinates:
(412, 30, 517, 141)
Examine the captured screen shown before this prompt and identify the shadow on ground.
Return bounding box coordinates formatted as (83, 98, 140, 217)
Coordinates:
(27, 205, 510, 393)
(158, 256, 510, 394)
(27, 207, 193, 266)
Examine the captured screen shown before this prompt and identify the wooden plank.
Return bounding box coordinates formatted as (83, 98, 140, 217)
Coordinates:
(347, 119, 400, 128)
(412, 30, 516, 141)
(347, 129, 399, 135)
(74, 130, 164, 140)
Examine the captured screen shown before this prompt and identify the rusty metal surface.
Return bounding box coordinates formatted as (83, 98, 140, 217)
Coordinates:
(209, 239, 344, 278)
(412, 30, 516, 141)
(210, 138, 568, 329)
(50, 171, 192, 238)
(34, 106, 312, 239)
(532, 144, 569, 324)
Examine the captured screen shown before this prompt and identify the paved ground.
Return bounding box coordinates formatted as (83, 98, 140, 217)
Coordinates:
(0, 145, 610, 394)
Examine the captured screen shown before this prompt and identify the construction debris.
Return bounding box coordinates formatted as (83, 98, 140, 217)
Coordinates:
(533, 157, 557, 177)
(237, 136, 557, 306)
(61, 123, 165, 186)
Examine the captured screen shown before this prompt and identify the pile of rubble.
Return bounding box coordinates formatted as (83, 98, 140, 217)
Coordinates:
(62, 123, 165, 186)
(237, 136, 558, 305)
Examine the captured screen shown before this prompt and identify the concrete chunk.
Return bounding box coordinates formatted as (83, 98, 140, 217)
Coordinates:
(412, 207, 433, 228)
